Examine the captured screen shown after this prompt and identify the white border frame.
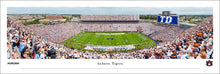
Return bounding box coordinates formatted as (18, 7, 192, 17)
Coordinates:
(1, 1, 219, 73)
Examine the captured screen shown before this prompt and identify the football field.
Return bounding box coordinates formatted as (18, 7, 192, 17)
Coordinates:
(61, 32, 156, 51)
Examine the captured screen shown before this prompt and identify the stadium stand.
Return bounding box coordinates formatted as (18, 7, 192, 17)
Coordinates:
(81, 15, 139, 21)
(7, 15, 213, 59)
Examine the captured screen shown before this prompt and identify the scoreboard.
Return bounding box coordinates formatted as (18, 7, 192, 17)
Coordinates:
(157, 16, 178, 24)
(157, 11, 178, 25)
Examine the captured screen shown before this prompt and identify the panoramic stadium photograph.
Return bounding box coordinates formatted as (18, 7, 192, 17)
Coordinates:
(7, 7, 213, 59)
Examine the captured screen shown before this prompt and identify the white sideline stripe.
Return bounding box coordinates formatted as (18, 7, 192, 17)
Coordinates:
(95, 33, 125, 35)
(85, 44, 135, 51)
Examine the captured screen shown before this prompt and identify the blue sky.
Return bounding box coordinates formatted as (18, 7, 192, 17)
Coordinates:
(7, 7, 213, 15)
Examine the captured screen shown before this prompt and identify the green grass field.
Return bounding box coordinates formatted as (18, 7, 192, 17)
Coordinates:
(61, 32, 156, 52)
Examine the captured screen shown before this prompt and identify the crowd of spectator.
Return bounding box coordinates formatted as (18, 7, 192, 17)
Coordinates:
(81, 15, 139, 21)
(140, 22, 166, 35)
(31, 22, 81, 43)
(30, 21, 173, 43)
(7, 16, 213, 59)
(150, 25, 184, 42)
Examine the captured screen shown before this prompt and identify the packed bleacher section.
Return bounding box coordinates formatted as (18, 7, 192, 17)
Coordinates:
(149, 25, 184, 42)
(31, 22, 81, 43)
(139, 22, 166, 35)
(81, 15, 139, 21)
(79, 22, 139, 31)
(7, 16, 213, 59)
(30, 22, 139, 43)
(30, 21, 171, 43)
